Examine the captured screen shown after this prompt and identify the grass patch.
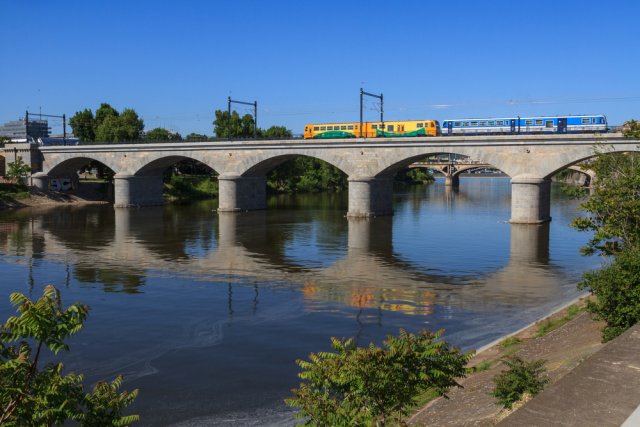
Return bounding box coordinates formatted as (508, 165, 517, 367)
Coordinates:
(471, 359, 496, 373)
(536, 304, 585, 337)
(500, 336, 522, 349)
(0, 183, 30, 201)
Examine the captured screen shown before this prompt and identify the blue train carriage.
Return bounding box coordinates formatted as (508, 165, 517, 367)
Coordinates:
(441, 115, 608, 135)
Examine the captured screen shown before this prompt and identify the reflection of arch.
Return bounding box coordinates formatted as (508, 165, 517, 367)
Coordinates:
(12, 203, 574, 317)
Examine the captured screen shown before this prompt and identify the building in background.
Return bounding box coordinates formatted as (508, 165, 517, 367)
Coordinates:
(0, 118, 50, 142)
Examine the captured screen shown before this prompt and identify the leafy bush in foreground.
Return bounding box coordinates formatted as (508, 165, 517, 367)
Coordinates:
(492, 356, 548, 409)
(286, 329, 470, 426)
(0, 285, 138, 426)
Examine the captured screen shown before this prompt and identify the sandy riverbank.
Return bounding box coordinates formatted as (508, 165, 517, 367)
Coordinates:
(0, 187, 109, 210)
(409, 297, 604, 426)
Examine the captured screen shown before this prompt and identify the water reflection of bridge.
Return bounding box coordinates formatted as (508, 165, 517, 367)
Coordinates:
(0, 206, 567, 316)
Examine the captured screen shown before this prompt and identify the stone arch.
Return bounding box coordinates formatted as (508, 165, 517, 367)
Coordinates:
(47, 156, 118, 178)
(232, 151, 350, 177)
(372, 148, 510, 179)
(130, 154, 220, 177)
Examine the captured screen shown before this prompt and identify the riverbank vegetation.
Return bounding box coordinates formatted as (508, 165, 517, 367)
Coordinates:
(572, 120, 640, 341)
(286, 329, 469, 426)
(0, 285, 138, 425)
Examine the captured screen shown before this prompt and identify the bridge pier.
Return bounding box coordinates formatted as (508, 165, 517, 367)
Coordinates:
(445, 175, 460, 187)
(347, 177, 394, 218)
(30, 172, 49, 191)
(510, 177, 551, 224)
(217, 175, 266, 212)
(114, 174, 164, 208)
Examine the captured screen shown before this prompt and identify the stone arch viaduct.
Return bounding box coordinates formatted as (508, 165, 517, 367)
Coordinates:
(28, 133, 639, 224)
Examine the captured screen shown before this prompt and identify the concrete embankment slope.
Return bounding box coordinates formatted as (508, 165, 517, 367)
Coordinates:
(498, 323, 640, 427)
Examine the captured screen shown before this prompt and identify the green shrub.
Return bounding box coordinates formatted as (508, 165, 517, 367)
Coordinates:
(579, 246, 640, 342)
(286, 329, 470, 426)
(0, 285, 138, 425)
(491, 356, 549, 409)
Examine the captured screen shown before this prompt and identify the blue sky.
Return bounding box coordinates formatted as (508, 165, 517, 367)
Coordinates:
(1, 0, 639, 136)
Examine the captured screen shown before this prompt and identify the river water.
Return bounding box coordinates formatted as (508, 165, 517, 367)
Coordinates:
(0, 177, 597, 426)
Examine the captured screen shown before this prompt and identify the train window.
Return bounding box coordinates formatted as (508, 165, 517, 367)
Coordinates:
(430, 122, 434, 128)
(314, 126, 319, 131)
(417, 123, 424, 128)
(582, 118, 590, 124)
(535, 120, 543, 125)
(546, 120, 554, 128)
(455, 122, 461, 126)
(348, 125, 354, 130)
(487, 121, 494, 126)
(464, 122, 470, 126)
(372, 124, 378, 129)
(470, 121, 478, 126)
(495, 120, 502, 126)
(599, 118, 604, 124)
(320, 126, 326, 131)
(341, 125, 347, 130)
(388, 125, 394, 131)
(525, 120, 533, 125)
(479, 121, 487, 126)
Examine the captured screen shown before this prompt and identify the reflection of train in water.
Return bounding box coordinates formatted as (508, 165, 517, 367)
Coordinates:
(303, 114, 608, 139)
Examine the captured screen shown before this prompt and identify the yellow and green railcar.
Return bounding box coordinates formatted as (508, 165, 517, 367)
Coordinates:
(303, 120, 440, 139)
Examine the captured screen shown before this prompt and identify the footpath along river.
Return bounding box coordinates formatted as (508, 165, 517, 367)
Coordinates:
(0, 177, 597, 426)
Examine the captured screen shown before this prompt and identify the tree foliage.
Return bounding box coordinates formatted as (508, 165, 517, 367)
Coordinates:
(571, 149, 640, 256)
(144, 127, 182, 142)
(572, 119, 640, 341)
(5, 158, 31, 180)
(286, 329, 470, 426)
(267, 157, 347, 193)
(69, 109, 96, 142)
(0, 285, 139, 426)
(491, 356, 548, 409)
(213, 110, 256, 139)
(212, 109, 294, 139)
(185, 133, 210, 141)
(578, 245, 640, 341)
(70, 103, 144, 143)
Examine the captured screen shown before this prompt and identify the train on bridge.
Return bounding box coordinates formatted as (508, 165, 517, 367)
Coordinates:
(303, 114, 608, 139)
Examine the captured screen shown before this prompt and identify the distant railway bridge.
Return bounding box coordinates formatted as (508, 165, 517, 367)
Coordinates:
(3, 133, 639, 224)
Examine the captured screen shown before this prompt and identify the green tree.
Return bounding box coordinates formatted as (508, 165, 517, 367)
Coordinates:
(95, 103, 119, 128)
(144, 127, 182, 142)
(286, 329, 470, 426)
(185, 133, 209, 141)
(94, 107, 144, 142)
(69, 109, 96, 142)
(267, 157, 347, 193)
(0, 285, 138, 425)
(622, 119, 640, 139)
(262, 126, 292, 139)
(572, 119, 640, 341)
(6, 158, 31, 180)
(213, 110, 257, 138)
(571, 149, 640, 256)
